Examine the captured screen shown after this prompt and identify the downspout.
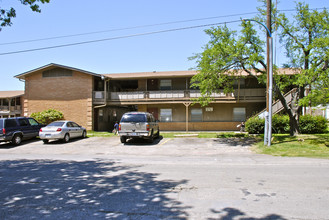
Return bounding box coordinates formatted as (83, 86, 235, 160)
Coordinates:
(94, 76, 109, 109)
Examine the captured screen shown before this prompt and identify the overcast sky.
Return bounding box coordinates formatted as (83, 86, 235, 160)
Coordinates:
(0, 0, 327, 91)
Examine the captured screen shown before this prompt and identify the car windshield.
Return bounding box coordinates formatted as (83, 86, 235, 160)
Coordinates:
(48, 122, 65, 127)
(120, 114, 146, 123)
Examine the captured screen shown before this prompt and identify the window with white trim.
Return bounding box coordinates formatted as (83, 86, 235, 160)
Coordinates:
(160, 109, 172, 122)
(191, 108, 202, 122)
(160, 79, 172, 90)
(233, 107, 246, 121)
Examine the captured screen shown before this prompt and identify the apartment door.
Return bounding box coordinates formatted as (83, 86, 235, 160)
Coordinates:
(147, 107, 159, 120)
(147, 79, 159, 91)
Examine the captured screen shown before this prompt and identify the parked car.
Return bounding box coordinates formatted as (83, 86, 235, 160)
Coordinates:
(0, 117, 44, 145)
(118, 112, 160, 143)
(39, 121, 87, 144)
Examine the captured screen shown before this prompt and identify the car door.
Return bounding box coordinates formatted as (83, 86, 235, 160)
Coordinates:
(27, 118, 42, 137)
(18, 118, 34, 138)
(66, 122, 77, 138)
(72, 122, 83, 137)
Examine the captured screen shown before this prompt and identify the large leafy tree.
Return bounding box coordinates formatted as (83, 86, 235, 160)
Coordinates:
(190, 1, 329, 136)
(0, 0, 50, 31)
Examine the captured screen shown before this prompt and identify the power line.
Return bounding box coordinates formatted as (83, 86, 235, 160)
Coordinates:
(0, 20, 241, 56)
(0, 12, 258, 46)
(0, 7, 325, 46)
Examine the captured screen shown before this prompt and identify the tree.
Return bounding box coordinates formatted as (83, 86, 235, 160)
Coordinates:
(0, 0, 50, 31)
(190, 1, 329, 136)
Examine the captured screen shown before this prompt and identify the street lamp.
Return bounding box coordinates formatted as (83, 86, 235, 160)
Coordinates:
(243, 19, 273, 146)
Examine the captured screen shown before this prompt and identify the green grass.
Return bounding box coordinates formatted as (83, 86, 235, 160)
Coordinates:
(160, 132, 249, 138)
(86, 131, 115, 138)
(253, 134, 329, 159)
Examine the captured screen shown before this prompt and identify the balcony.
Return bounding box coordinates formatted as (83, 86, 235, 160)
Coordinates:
(0, 105, 22, 116)
(93, 88, 265, 104)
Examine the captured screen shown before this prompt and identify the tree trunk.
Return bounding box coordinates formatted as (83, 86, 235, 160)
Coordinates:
(274, 82, 300, 136)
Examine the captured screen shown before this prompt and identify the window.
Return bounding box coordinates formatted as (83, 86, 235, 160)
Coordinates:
(28, 118, 39, 126)
(48, 122, 64, 127)
(5, 119, 18, 128)
(72, 122, 80, 127)
(42, 68, 73, 78)
(160, 109, 172, 122)
(67, 122, 74, 127)
(233, 107, 246, 121)
(2, 99, 9, 106)
(18, 119, 29, 126)
(191, 108, 202, 122)
(160, 80, 172, 90)
(120, 114, 147, 123)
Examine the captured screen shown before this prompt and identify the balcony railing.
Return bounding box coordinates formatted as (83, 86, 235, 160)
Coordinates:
(93, 88, 265, 104)
(0, 105, 22, 114)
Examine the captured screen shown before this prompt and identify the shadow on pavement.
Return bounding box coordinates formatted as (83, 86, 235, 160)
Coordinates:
(0, 159, 190, 219)
(0, 138, 41, 149)
(124, 136, 163, 146)
(208, 207, 287, 220)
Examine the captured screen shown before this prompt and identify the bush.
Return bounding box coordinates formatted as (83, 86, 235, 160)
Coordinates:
(299, 115, 328, 134)
(30, 109, 64, 125)
(272, 114, 290, 134)
(246, 114, 328, 134)
(245, 117, 265, 134)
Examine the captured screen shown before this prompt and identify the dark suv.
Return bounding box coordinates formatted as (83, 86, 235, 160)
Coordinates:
(0, 117, 44, 145)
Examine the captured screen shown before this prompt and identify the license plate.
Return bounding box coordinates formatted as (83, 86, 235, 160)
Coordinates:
(45, 134, 51, 137)
(130, 132, 137, 136)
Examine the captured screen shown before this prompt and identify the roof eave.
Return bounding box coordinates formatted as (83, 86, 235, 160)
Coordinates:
(14, 63, 102, 79)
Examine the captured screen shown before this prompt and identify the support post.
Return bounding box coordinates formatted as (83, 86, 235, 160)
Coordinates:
(183, 102, 191, 132)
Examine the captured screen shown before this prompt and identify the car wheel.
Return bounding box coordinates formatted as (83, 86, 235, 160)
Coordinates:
(63, 133, 70, 143)
(43, 139, 49, 144)
(12, 134, 22, 146)
(82, 130, 87, 138)
(120, 136, 126, 143)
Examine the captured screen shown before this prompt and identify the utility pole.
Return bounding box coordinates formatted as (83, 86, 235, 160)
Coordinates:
(243, 1, 273, 146)
(264, 0, 273, 146)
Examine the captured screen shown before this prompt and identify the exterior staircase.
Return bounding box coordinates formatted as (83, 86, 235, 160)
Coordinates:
(257, 88, 297, 118)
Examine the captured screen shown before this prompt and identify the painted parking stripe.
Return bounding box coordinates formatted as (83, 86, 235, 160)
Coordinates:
(159, 138, 172, 146)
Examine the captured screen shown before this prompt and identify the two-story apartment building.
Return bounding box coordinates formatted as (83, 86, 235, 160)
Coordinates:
(0, 91, 24, 118)
(15, 63, 269, 131)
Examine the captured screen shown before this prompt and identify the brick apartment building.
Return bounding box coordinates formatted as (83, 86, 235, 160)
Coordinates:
(13, 63, 274, 131)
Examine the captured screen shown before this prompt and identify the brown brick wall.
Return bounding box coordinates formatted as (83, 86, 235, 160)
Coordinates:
(159, 122, 241, 131)
(24, 70, 93, 130)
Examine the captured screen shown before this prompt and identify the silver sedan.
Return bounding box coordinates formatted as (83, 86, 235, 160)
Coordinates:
(39, 121, 87, 144)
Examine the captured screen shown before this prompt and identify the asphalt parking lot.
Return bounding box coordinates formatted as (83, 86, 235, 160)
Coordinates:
(1, 137, 329, 219)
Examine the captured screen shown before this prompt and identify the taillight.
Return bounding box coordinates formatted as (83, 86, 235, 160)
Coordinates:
(2, 128, 5, 135)
(146, 124, 150, 131)
(56, 128, 62, 132)
(119, 124, 121, 131)
(39, 128, 42, 132)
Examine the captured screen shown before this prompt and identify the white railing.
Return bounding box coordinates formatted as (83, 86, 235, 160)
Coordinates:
(190, 90, 231, 98)
(111, 91, 145, 100)
(95, 89, 265, 102)
(149, 90, 185, 99)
